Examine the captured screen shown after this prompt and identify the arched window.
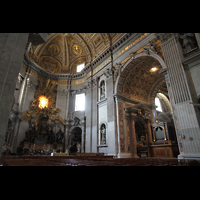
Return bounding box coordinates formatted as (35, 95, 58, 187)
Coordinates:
(155, 97, 162, 112)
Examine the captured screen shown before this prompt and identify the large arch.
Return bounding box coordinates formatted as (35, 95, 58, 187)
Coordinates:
(115, 54, 166, 105)
(114, 51, 167, 95)
(114, 51, 179, 158)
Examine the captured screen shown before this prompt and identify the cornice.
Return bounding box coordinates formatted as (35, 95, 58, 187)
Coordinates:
(182, 49, 200, 68)
(97, 98, 107, 107)
(113, 93, 152, 106)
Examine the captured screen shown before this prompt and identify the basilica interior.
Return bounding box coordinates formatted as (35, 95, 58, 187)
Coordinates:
(0, 33, 200, 166)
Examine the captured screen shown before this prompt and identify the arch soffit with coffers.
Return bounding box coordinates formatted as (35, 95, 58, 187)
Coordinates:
(114, 51, 167, 96)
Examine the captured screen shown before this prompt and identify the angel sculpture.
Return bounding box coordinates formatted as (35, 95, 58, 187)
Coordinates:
(21, 99, 39, 123)
(179, 33, 197, 54)
(143, 40, 158, 54)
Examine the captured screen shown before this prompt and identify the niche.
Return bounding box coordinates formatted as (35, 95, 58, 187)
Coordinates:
(70, 127, 82, 153)
(100, 123, 106, 145)
(99, 80, 106, 101)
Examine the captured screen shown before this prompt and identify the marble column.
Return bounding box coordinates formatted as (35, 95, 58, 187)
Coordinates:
(91, 80, 98, 153)
(85, 82, 92, 153)
(115, 96, 132, 158)
(130, 116, 139, 158)
(115, 96, 124, 157)
(11, 71, 29, 152)
(159, 33, 200, 159)
(55, 85, 69, 133)
(81, 116, 86, 153)
(10, 72, 27, 153)
(0, 33, 29, 156)
(106, 73, 116, 156)
(15, 73, 38, 151)
(18, 72, 29, 111)
(147, 122, 153, 144)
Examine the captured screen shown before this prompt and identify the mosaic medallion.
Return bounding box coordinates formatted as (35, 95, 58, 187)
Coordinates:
(72, 44, 82, 55)
(48, 44, 60, 55)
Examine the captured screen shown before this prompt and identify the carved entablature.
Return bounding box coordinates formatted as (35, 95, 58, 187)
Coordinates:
(126, 104, 152, 120)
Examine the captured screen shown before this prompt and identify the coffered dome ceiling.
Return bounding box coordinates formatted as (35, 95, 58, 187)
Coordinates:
(28, 33, 123, 74)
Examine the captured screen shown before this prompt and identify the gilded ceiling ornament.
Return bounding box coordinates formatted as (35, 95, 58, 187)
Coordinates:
(72, 44, 82, 55)
(48, 44, 60, 55)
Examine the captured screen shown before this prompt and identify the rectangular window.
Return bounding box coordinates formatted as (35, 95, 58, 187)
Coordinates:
(77, 63, 85, 72)
(75, 93, 85, 111)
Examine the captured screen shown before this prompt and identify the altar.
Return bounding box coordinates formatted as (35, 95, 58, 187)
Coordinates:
(19, 120, 65, 155)
(23, 142, 63, 155)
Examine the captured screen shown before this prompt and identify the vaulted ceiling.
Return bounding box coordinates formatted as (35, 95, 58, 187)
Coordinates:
(28, 33, 124, 74)
(117, 56, 165, 103)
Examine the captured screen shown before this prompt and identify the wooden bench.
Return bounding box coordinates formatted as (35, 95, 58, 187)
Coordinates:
(1, 155, 189, 166)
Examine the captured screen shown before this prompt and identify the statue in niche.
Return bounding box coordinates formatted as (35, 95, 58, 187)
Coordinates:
(100, 124, 106, 145)
(179, 33, 198, 54)
(100, 81, 105, 99)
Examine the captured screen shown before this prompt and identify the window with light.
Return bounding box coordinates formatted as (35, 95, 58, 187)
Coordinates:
(75, 93, 85, 111)
(77, 63, 85, 72)
(155, 97, 162, 112)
